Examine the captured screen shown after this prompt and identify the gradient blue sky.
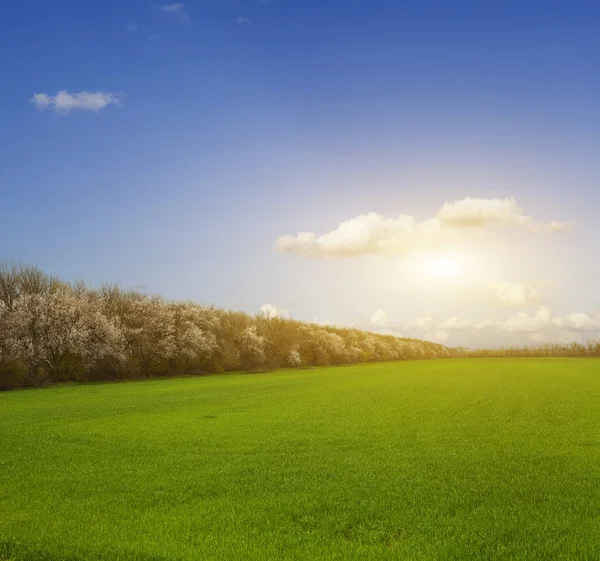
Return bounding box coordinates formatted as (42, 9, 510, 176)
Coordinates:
(3, 0, 600, 347)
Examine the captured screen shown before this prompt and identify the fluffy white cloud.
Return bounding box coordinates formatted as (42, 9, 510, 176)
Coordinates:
(553, 312, 600, 331)
(384, 305, 600, 346)
(499, 308, 599, 333)
(236, 17, 252, 25)
(436, 197, 571, 232)
(275, 197, 571, 258)
(487, 281, 542, 307)
(367, 309, 404, 336)
(276, 213, 446, 258)
(373, 302, 600, 348)
(500, 306, 552, 332)
(404, 307, 600, 337)
(259, 304, 290, 319)
(370, 309, 391, 328)
(31, 91, 121, 114)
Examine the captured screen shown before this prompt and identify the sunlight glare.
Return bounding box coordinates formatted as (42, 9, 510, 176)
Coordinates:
(424, 253, 464, 279)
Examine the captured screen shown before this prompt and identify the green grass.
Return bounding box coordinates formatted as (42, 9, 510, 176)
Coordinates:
(1, 359, 600, 560)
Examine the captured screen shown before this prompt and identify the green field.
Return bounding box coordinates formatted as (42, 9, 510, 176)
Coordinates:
(1, 359, 600, 560)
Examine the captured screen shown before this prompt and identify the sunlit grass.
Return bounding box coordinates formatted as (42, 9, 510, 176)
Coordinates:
(1, 359, 600, 560)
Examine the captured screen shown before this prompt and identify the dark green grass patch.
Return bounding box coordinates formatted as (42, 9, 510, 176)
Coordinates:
(1, 359, 600, 560)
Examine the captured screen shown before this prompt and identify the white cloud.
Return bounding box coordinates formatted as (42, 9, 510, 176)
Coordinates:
(406, 308, 555, 335)
(275, 197, 571, 259)
(156, 4, 190, 23)
(431, 307, 600, 335)
(236, 17, 252, 25)
(259, 303, 290, 319)
(126, 23, 138, 32)
(436, 197, 572, 232)
(370, 309, 391, 328)
(31, 91, 121, 114)
(406, 315, 435, 330)
(553, 312, 600, 331)
(397, 305, 600, 347)
(158, 3, 183, 11)
(500, 306, 552, 332)
(486, 281, 542, 307)
(366, 309, 404, 336)
(499, 308, 599, 334)
(276, 213, 446, 258)
(404, 316, 470, 344)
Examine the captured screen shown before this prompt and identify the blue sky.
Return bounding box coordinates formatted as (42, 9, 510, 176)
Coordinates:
(3, 0, 600, 347)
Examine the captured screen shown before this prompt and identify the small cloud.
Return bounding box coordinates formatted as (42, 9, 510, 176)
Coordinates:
(259, 303, 290, 319)
(30, 91, 122, 114)
(126, 23, 138, 32)
(156, 4, 190, 23)
(158, 3, 183, 10)
(436, 197, 572, 232)
(148, 33, 160, 41)
(367, 309, 406, 336)
(486, 281, 542, 307)
(406, 315, 435, 331)
(236, 17, 252, 24)
(370, 309, 391, 328)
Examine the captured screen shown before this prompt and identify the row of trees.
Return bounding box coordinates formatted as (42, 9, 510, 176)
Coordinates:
(4, 264, 598, 389)
(0, 264, 452, 389)
(456, 342, 600, 358)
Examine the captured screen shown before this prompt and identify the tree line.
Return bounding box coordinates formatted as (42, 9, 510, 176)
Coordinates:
(3, 264, 598, 389)
(455, 343, 600, 359)
(0, 264, 452, 389)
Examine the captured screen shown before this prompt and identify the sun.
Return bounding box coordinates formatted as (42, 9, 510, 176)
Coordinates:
(424, 253, 464, 279)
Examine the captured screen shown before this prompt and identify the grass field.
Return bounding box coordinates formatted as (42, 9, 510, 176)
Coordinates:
(1, 359, 600, 560)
